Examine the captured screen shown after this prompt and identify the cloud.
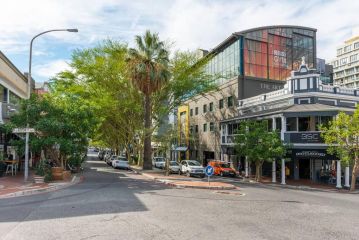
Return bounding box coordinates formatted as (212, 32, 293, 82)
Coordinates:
(1, 0, 359, 82)
(33, 59, 71, 80)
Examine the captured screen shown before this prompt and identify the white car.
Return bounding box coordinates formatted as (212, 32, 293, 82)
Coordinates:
(153, 157, 166, 169)
(106, 155, 117, 166)
(169, 161, 180, 174)
(112, 157, 129, 170)
(180, 160, 205, 178)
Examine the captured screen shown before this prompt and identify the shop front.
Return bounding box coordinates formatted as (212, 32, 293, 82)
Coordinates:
(288, 148, 339, 184)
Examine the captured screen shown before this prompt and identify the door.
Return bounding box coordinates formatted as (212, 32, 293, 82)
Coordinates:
(299, 158, 311, 179)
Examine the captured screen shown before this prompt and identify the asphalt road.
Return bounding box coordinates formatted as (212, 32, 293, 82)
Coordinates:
(0, 152, 358, 240)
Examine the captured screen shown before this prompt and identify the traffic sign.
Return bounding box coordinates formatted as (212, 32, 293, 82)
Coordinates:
(12, 128, 35, 133)
(205, 165, 214, 176)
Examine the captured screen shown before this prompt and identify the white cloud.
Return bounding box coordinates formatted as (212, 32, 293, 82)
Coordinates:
(33, 59, 71, 79)
(0, 0, 358, 69)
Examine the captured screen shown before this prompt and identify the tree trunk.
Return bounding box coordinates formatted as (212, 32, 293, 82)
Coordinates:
(143, 94, 152, 170)
(350, 155, 359, 191)
(255, 161, 263, 182)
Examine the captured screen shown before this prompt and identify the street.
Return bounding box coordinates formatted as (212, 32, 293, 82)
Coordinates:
(0, 153, 358, 240)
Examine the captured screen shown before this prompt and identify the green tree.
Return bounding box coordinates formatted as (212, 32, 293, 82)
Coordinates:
(234, 120, 286, 181)
(321, 109, 359, 191)
(127, 30, 171, 170)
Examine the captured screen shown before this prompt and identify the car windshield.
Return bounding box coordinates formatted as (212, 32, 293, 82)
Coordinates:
(155, 158, 165, 162)
(220, 163, 231, 168)
(188, 161, 201, 166)
(118, 157, 127, 161)
(111, 155, 117, 159)
(170, 162, 178, 166)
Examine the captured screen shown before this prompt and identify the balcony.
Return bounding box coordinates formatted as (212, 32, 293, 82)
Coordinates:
(284, 131, 324, 144)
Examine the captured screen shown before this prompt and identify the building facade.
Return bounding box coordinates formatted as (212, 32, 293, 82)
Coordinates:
(178, 25, 317, 165)
(317, 58, 333, 85)
(0, 51, 29, 159)
(332, 35, 359, 88)
(221, 59, 359, 187)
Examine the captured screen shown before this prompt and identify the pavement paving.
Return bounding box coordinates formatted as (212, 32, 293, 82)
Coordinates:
(0, 152, 358, 240)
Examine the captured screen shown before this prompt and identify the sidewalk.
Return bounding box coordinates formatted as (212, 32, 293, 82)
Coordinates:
(0, 172, 82, 199)
(241, 176, 359, 193)
(130, 165, 237, 190)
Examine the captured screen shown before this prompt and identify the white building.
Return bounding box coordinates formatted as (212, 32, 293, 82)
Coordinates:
(332, 35, 359, 88)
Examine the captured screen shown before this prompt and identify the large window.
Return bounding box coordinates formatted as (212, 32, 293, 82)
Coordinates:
(227, 96, 234, 107)
(205, 39, 240, 85)
(209, 102, 214, 112)
(203, 104, 207, 113)
(219, 99, 224, 109)
(298, 117, 310, 131)
(286, 117, 297, 131)
(210, 122, 215, 132)
(9, 91, 21, 106)
(243, 27, 315, 81)
(195, 107, 198, 115)
(203, 123, 207, 132)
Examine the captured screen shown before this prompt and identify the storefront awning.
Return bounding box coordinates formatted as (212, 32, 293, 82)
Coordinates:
(174, 146, 188, 152)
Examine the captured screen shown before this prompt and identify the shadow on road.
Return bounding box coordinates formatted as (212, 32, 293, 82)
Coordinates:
(0, 153, 172, 222)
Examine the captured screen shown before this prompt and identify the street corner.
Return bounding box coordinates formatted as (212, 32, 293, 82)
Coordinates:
(0, 175, 83, 199)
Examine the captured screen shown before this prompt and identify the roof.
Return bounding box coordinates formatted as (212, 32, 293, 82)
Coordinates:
(0, 51, 27, 83)
(210, 25, 317, 56)
(221, 103, 355, 123)
(283, 103, 355, 113)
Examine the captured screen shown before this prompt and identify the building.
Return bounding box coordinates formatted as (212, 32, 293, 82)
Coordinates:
(316, 58, 333, 85)
(34, 81, 50, 95)
(332, 35, 359, 88)
(0, 51, 29, 158)
(220, 58, 359, 187)
(178, 25, 317, 165)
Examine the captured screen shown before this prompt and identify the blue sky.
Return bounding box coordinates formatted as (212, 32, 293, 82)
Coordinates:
(1, 0, 358, 83)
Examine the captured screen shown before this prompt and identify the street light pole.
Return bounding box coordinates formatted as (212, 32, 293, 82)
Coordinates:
(24, 28, 78, 182)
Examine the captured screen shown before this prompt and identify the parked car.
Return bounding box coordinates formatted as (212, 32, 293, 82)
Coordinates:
(112, 157, 129, 170)
(169, 161, 180, 174)
(106, 155, 117, 166)
(98, 150, 105, 160)
(152, 157, 166, 169)
(208, 160, 236, 177)
(179, 160, 205, 178)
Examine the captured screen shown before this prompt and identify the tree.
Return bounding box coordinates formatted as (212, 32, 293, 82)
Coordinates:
(8, 94, 96, 169)
(321, 109, 359, 191)
(234, 120, 286, 181)
(127, 30, 171, 170)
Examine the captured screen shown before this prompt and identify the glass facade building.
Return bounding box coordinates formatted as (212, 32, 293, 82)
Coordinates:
(204, 26, 316, 84)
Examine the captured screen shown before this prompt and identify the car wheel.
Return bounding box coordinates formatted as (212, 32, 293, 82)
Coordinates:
(186, 171, 191, 177)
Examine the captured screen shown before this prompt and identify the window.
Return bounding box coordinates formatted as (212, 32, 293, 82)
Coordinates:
(190, 126, 193, 134)
(195, 125, 198, 133)
(315, 116, 333, 130)
(203, 123, 207, 132)
(227, 96, 234, 107)
(195, 107, 198, 115)
(286, 117, 297, 131)
(355, 42, 359, 49)
(219, 99, 224, 109)
(203, 104, 207, 113)
(350, 54, 358, 63)
(298, 117, 310, 131)
(337, 48, 342, 56)
(275, 118, 282, 131)
(210, 122, 214, 132)
(341, 58, 347, 65)
(209, 102, 214, 112)
(344, 45, 351, 52)
(190, 109, 193, 116)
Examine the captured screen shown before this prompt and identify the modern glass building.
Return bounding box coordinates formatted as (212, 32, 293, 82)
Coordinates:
(204, 26, 316, 88)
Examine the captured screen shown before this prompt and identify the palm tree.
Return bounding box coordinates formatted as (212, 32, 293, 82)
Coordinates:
(127, 30, 171, 170)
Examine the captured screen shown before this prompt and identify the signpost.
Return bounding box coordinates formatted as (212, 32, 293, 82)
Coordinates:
(12, 128, 36, 182)
(205, 165, 214, 186)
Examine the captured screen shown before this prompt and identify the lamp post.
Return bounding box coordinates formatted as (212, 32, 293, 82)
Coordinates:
(24, 29, 78, 182)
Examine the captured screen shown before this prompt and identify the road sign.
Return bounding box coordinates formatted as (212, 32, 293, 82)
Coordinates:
(205, 166, 214, 176)
(12, 128, 35, 133)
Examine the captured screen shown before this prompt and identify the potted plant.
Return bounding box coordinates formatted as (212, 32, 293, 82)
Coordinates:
(34, 160, 52, 183)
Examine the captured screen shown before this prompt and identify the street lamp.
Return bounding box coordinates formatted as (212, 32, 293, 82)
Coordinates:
(24, 28, 78, 182)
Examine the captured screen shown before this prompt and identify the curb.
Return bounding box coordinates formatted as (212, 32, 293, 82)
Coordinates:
(0, 175, 83, 199)
(130, 167, 237, 190)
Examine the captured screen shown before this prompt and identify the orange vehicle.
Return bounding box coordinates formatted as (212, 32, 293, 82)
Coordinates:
(208, 160, 236, 177)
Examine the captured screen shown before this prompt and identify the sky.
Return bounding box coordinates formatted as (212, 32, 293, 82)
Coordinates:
(1, 0, 359, 83)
